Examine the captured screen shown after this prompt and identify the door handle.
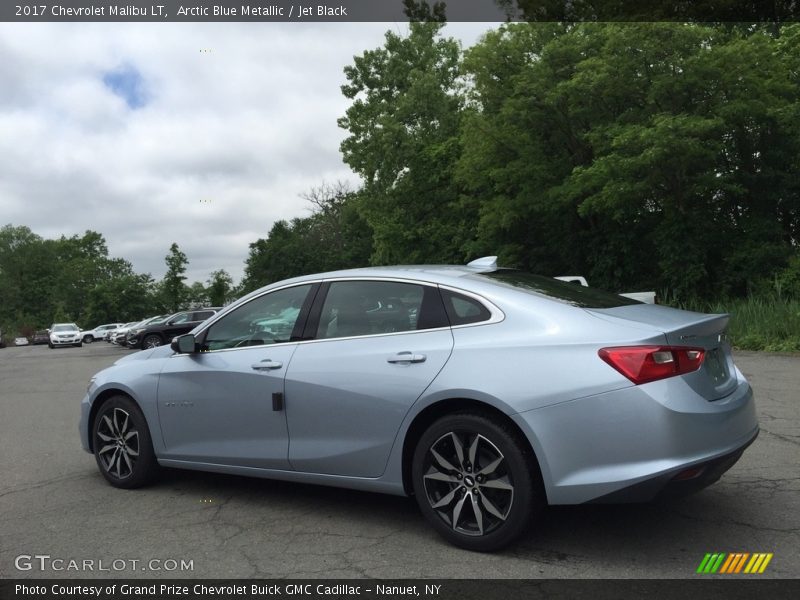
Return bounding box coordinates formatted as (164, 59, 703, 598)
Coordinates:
(386, 352, 426, 364)
(251, 359, 283, 371)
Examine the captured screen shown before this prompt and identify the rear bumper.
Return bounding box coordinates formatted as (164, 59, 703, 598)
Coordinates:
(512, 369, 758, 505)
(588, 429, 757, 503)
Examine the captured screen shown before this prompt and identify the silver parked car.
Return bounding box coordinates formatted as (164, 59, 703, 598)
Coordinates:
(79, 258, 758, 551)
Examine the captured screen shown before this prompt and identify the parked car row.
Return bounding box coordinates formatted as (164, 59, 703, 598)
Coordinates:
(103, 308, 222, 350)
(3, 310, 221, 352)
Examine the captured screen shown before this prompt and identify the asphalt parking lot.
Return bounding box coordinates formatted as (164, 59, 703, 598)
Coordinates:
(0, 343, 797, 579)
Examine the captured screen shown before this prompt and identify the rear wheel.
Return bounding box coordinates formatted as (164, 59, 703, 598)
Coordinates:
(92, 395, 158, 488)
(412, 412, 542, 551)
(142, 334, 163, 349)
(82, 335, 93, 343)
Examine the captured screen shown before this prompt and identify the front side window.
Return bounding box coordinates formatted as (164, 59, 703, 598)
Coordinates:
(169, 312, 192, 325)
(203, 284, 312, 351)
(193, 310, 216, 321)
(315, 281, 446, 340)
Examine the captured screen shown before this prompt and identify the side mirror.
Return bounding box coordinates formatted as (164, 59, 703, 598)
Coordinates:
(171, 334, 197, 354)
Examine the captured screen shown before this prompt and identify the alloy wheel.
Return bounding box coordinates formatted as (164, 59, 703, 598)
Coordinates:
(143, 336, 162, 349)
(96, 408, 140, 480)
(422, 431, 514, 537)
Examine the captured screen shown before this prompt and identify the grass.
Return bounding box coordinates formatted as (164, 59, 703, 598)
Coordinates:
(664, 294, 800, 352)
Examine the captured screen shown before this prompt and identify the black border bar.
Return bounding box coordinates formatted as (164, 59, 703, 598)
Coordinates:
(2, 0, 800, 22)
(2, 580, 800, 600)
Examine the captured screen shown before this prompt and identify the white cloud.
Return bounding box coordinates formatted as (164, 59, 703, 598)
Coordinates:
(0, 21, 495, 283)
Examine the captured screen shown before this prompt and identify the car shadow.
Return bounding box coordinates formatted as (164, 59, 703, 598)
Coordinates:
(149, 467, 729, 557)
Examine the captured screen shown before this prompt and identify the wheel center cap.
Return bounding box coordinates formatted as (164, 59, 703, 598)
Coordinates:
(464, 475, 475, 488)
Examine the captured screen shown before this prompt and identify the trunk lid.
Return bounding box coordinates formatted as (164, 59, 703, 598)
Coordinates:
(587, 304, 737, 400)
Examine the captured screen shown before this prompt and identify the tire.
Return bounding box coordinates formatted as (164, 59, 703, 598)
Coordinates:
(411, 412, 543, 552)
(142, 334, 163, 349)
(92, 395, 159, 488)
(83, 335, 93, 343)
(75, 342, 83, 348)
(48, 343, 54, 349)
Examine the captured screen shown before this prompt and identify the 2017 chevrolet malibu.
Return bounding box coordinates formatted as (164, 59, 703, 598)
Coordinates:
(79, 258, 758, 551)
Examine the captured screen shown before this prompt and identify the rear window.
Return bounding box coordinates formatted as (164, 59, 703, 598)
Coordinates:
(479, 271, 642, 308)
(440, 289, 492, 326)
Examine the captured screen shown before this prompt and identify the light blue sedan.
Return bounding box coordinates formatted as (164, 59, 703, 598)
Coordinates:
(79, 258, 758, 551)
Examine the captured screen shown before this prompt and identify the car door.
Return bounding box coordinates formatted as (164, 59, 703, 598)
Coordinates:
(156, 283, 316, 468)
(285, 279, 454, 477)
(159, 311, 194, 341)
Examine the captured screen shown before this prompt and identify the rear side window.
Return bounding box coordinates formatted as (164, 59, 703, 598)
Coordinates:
(440, 290, 492, 326)
(193, 310, 216, 321)
(480, 270, 641, 308)
(315, 281, 448, 339)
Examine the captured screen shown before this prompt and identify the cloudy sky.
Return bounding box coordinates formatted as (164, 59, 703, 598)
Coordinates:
(0, 22, 495, 284)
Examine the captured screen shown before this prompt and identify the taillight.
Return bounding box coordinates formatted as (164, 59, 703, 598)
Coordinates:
(598, 346, 705, 385)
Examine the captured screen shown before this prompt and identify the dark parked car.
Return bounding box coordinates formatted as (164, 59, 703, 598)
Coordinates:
(127, 308, 221, 350)
(32, 330, 50, 345)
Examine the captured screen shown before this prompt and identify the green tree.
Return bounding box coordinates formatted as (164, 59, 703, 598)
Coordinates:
(338, 21, 468, 264)
(161, 243, 189, 312)
(458, 23, 800, 299)
(85, 271, 156, 324)
(206, 270, 234, 306)
(242, 184, 373, 291)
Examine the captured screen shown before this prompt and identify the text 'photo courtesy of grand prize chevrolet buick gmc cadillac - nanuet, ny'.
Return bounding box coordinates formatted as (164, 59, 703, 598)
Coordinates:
(79, 258, 758, 551)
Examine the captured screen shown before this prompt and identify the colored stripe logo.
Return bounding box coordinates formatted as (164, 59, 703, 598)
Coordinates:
(697, 553, 773, 574)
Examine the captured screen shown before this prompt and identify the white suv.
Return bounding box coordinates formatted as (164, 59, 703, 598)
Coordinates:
(81, 323, 123, 343)
(49, 323, 82, 348)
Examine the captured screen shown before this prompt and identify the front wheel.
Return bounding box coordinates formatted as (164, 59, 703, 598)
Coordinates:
(92, 395, 158, 488)
(142, 334, 162, 349)
(412, 412, 543, 551)
(82, 335, 93, 343)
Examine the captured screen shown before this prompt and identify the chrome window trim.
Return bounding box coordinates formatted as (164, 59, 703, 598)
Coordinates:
(177, 276, 504, 357)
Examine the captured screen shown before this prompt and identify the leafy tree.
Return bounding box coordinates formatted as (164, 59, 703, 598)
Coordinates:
(458, 23, 800, 299)
(161, 243, 189, 312)
(338, 21, 469, 264)
(206, 270, 233, 306)
(242, 184, 373, 291)
(84, 272, 156, 325)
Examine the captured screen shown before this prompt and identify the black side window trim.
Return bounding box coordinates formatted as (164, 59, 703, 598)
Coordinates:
(301, 281, 330, 341)
(291, 282, 321, 342)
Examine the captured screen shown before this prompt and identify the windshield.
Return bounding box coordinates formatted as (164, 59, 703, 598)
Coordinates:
(52, 324, 78, 332)
(479, 270, 642, 308)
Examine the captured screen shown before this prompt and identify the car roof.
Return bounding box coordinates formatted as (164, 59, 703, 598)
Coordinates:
(268, 265, 496, 287)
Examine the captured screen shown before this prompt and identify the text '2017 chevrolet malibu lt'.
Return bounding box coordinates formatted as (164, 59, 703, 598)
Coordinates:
(79, 258, 757, 551)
